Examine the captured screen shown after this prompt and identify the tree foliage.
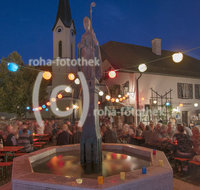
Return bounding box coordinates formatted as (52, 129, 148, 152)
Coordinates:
(0, 52, 48, 117)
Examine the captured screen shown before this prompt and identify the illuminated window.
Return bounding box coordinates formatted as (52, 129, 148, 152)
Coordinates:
(195, 84, 200, 99)
(177, 83, 193, 99)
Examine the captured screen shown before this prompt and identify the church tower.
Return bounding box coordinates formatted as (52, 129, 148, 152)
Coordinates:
(52, 0, 76, 87)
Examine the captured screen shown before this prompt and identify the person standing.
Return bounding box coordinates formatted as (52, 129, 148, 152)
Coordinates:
(57, 124, 72, 145)
(5, 125, 17, 146)
(102, 126, 117, 143)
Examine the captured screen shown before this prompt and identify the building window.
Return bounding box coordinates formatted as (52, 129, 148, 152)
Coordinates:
(195, 84, 200, 99)
(58, 41, 62, 58)
(177, 83, 193, 99)
(71, 44, 73, 59)
(123, 81, 129, 95)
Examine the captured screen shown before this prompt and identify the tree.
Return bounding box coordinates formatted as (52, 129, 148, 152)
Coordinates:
(0, 52, 48, 117)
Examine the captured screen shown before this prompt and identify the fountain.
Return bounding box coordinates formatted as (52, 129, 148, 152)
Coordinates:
(11, 4, 173, 190)
(12, 144, 173, 190)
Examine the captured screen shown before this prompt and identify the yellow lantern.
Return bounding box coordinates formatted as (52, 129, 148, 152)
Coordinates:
(43, 71, 52, 80)
(57, 94, 63, 99)
(111, 98, 115, 103)
(46, 102, 51, 106)
(68, 73, 75, 81)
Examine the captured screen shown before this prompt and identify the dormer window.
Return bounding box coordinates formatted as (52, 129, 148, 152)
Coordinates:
(71, 29, 74, 36)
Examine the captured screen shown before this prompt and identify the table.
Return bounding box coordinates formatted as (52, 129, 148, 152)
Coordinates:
(33, 134, 49, 142)
(33, 134, 49, 137)
(133, 136, 145, 145)
(134, 136, 144, 140)
(0, 146, 24, 162)
(33, 142, 46, 145)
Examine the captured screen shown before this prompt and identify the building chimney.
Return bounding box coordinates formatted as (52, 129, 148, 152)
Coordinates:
(152, 38, 162, 56)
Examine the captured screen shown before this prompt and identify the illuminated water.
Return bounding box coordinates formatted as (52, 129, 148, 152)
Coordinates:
(32, 151, 150, 179)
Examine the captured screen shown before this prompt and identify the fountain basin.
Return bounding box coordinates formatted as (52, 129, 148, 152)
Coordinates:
(12, 144, 173, 190)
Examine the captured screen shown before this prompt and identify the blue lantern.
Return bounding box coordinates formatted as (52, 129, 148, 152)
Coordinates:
(45, 108, 49, 112)
(26, 106, 30, 110)
(42, 105, 46, 109)
(7, 62, 19, 72)
(166, 102, 171, 107)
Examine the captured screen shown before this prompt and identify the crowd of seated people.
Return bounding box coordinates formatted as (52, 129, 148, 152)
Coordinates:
(0, 118, 200, 163)
(55, 121, 82, 145)
(0, 124, 33, 153)
(100, 119, 200, 162)
(0, 120, 83, 150)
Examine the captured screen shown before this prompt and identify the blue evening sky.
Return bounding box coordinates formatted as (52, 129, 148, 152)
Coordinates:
(0, 0, 200, 63)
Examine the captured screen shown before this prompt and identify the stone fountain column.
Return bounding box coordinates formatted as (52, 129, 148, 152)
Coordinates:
(77, 16, 102, 173)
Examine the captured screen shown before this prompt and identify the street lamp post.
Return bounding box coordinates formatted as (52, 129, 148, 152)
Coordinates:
(135, 63, 147, 125)
(136, 73, 143, 110)
(136, 73, 142, 125)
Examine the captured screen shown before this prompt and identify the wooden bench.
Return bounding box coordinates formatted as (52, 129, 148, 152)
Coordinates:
(188, 160, 200, 176)
(41, 137, 50, 141)
(174, 157, 189, 162)
(174, 157, 190, 173)
(0, 153, 5, 157)
(189, 160, 200, 166)
(33, 142, 46, 145)
(0, 162, 13, 167)
(0, 153, 14, 158)
(0, 182, 12, 190)
(33, 144, 43, 149)
(14, 153, 27, 157)
(0, 153, 26, 157)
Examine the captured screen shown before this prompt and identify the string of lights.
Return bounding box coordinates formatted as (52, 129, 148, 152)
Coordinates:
(2, 45, 200, 113)
(105, 45, 200, 73)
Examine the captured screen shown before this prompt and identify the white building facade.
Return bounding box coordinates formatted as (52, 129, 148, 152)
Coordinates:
(101, 40, 200, 125)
